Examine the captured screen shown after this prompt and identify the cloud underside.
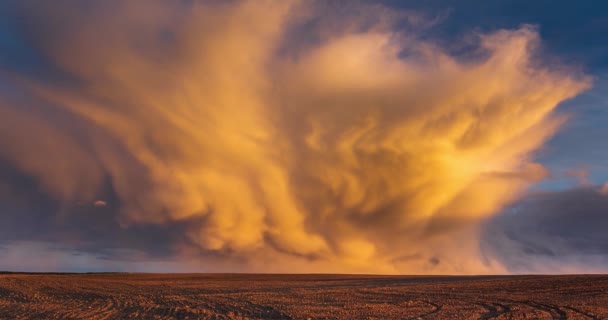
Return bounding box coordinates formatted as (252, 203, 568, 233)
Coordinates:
(0, 1, 592, 273)
(483, 186, 608, 273)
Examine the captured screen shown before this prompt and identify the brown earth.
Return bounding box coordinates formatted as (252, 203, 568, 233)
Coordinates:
(0, 273, 607, 319)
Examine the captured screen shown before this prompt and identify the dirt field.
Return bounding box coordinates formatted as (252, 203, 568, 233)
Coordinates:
(0, 273, 607, 319)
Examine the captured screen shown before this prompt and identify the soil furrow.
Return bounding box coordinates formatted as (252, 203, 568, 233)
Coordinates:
(0, 274, 607, 319)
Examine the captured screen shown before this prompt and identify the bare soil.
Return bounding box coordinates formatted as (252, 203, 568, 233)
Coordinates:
(0, 273, 606, 319)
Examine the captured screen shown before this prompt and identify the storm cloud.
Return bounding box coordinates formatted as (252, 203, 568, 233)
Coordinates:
(0, 0, 591, 273)
(483, 186, 608, 273)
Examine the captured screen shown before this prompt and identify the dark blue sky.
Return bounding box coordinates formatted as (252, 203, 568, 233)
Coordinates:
(384, 0, 607, 69)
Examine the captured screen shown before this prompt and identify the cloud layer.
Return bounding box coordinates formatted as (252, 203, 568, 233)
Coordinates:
(0, 1, 591, 273)
(483, 186, 608, 273)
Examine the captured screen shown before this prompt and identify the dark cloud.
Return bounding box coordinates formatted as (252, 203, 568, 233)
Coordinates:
(482, 186, 608, 273)
(0, 159, 197, 261)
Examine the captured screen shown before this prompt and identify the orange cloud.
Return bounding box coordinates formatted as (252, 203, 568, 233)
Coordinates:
(0, 1, 591, 273)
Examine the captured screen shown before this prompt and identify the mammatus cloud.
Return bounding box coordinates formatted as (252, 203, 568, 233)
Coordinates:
(0, 1, 590, 273)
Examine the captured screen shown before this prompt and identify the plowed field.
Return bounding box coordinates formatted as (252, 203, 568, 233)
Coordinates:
(0, 274, 607, 319)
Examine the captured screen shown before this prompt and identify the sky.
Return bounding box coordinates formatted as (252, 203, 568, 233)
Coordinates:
(0, 0, 607, 274)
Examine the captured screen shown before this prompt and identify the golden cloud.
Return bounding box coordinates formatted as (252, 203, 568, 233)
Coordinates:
(0, 0, 590, 273)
